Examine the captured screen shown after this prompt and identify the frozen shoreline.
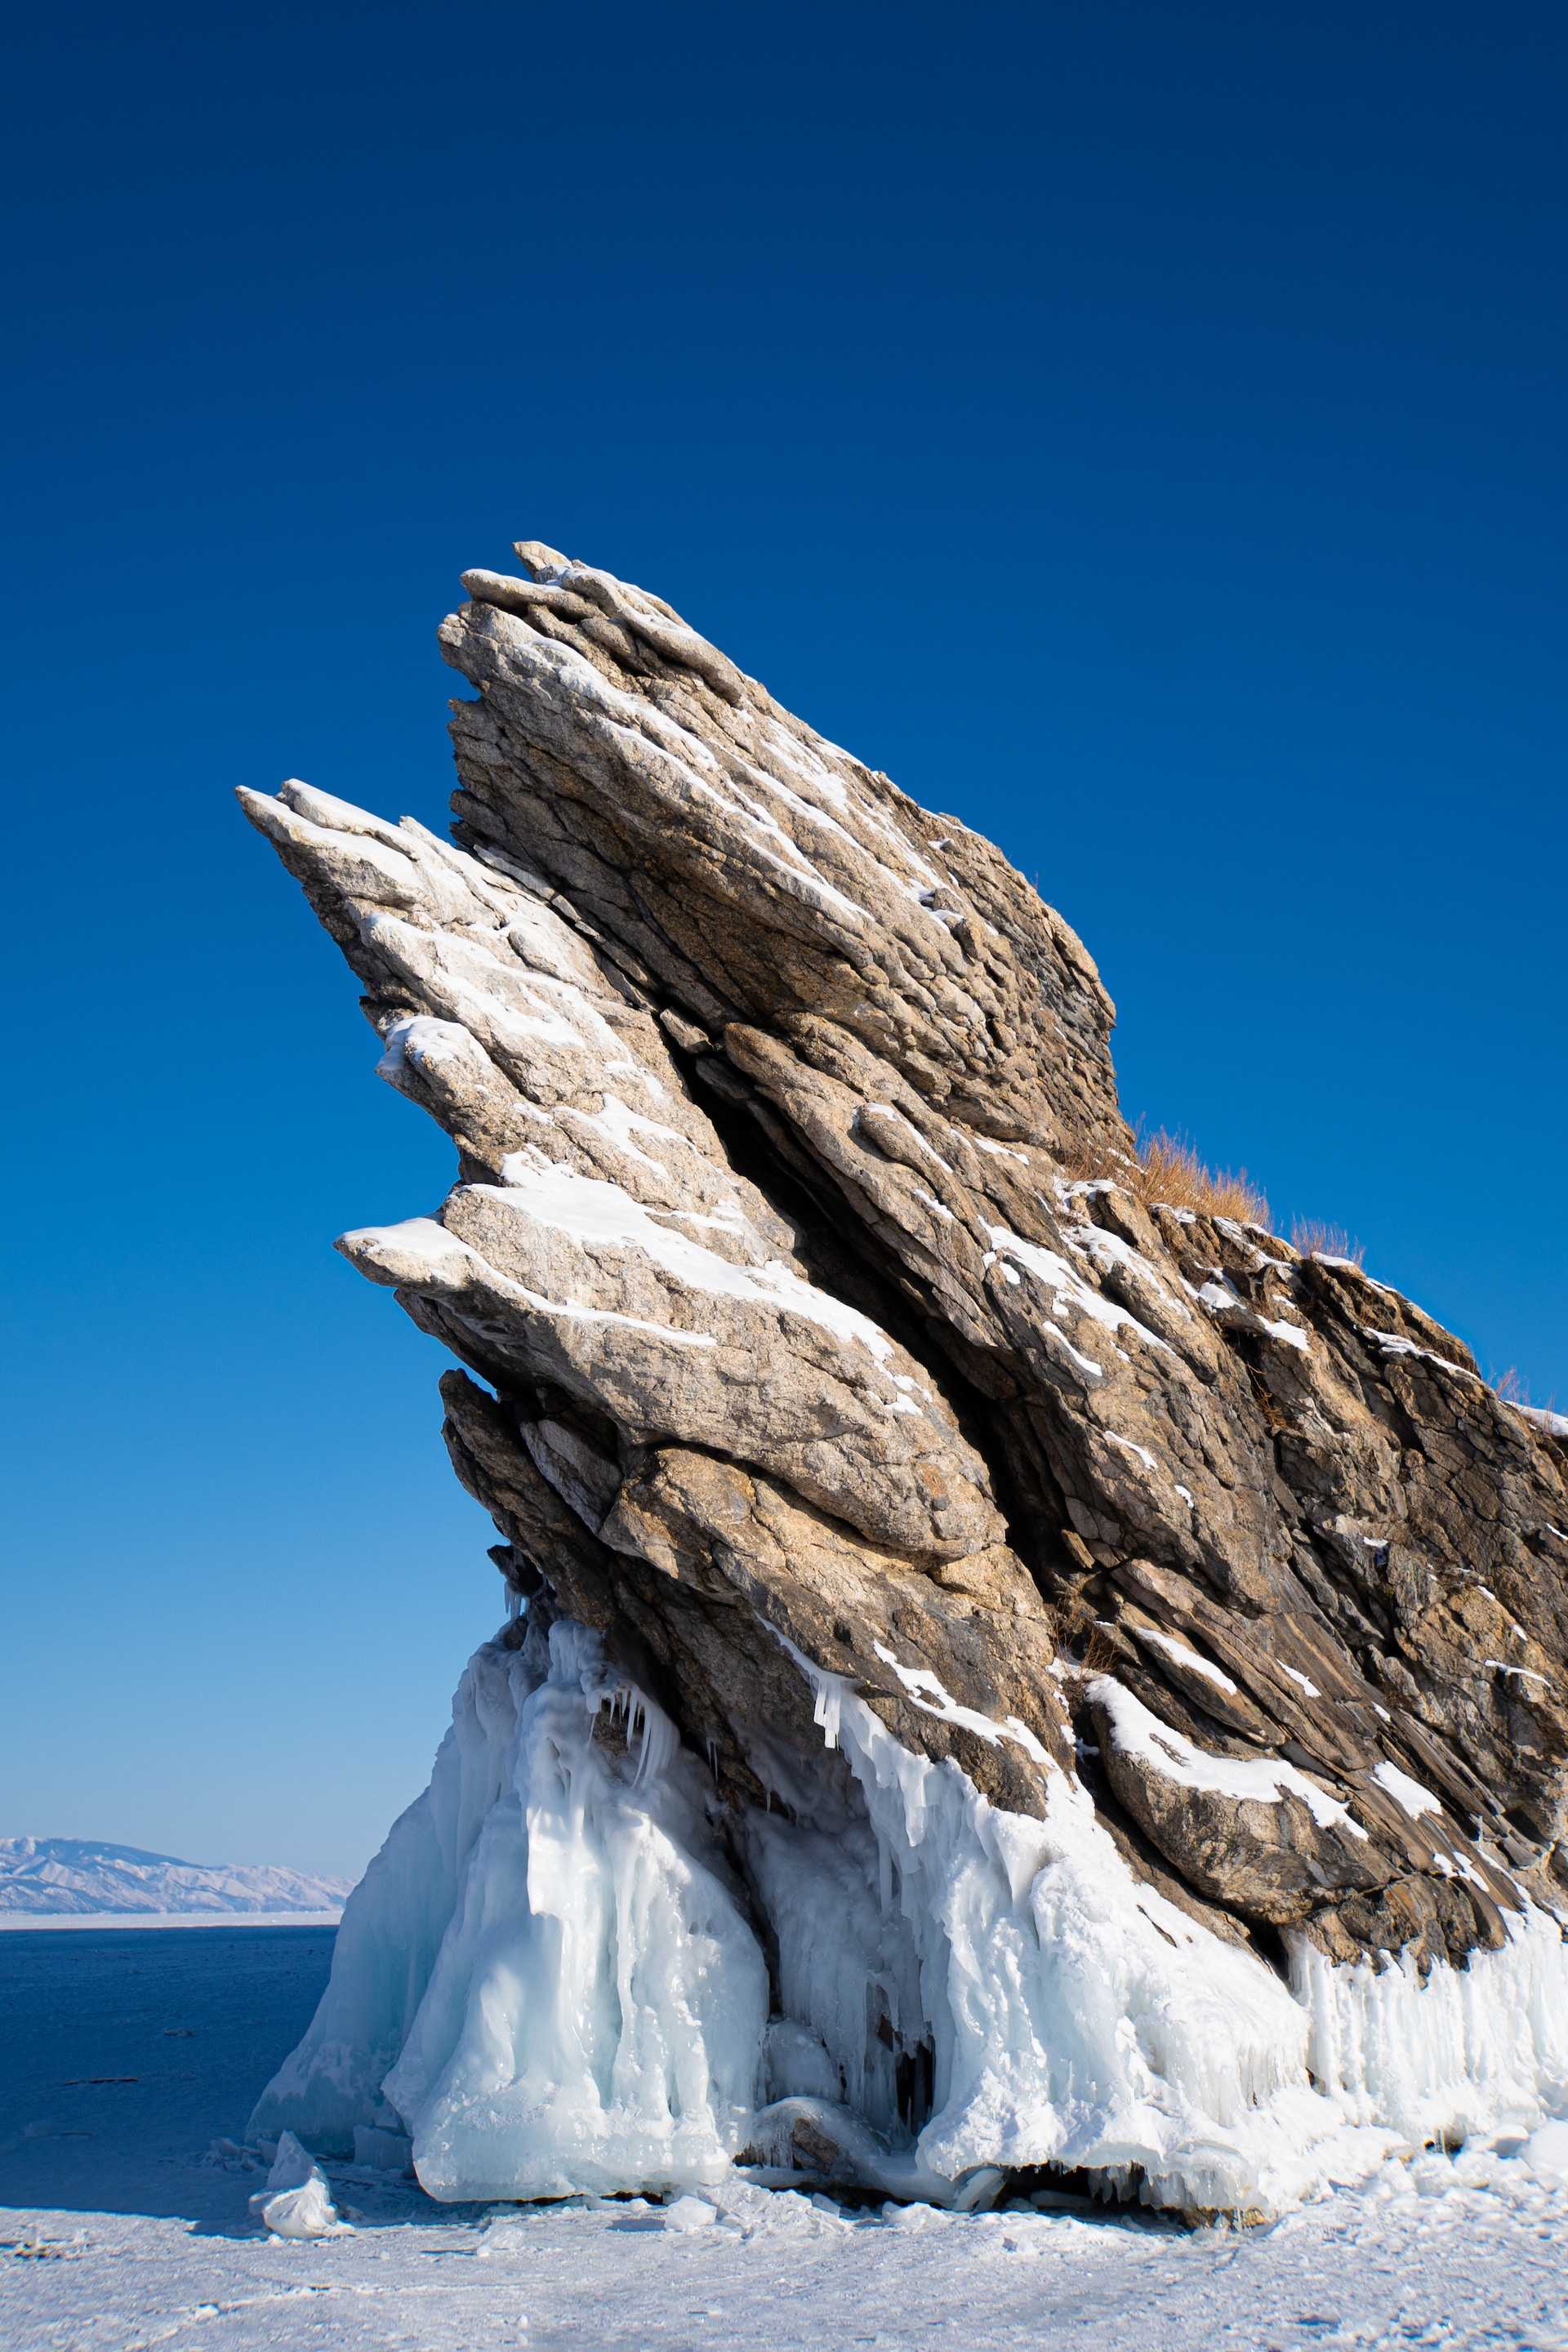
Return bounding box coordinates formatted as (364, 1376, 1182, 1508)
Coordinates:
(4, 1926, 1568, 2352)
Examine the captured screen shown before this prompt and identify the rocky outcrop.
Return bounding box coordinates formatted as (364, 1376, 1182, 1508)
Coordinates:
(241, 545, 1568, 2213)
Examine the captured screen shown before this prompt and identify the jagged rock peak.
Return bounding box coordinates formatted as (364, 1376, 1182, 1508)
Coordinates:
(239, 546, 1568, 2219)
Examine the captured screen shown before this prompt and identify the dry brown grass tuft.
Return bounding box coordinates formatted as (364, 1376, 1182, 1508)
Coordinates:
(1491, 1366, 1562, 1418)
(1127, 1125, 1271, 1228)
(1290, 1219, 1365, 1265)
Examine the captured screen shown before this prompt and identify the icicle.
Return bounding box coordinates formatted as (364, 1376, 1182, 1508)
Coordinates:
(630, 1690, 678, 1787)
(812, 1675, 844, 1751)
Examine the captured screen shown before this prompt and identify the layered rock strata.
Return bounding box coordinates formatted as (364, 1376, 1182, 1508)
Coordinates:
(243, 546, 1568, 2215)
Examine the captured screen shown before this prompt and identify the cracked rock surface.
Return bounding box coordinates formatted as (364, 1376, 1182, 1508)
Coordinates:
(241, 544, 1568, 2202)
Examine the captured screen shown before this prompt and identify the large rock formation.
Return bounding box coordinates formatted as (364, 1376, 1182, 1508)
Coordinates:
(243, 545, 1568, 2217)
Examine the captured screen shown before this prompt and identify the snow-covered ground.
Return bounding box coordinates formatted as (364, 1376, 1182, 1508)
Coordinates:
(3, 1930, 1568, 2350)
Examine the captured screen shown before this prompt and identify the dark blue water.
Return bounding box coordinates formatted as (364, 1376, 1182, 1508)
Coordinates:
(0, 1925, 335, 2221)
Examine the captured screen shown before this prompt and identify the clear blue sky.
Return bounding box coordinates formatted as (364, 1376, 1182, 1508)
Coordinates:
(2, 2, 1562, 1881)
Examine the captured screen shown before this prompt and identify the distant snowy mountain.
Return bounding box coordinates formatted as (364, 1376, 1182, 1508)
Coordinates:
(0, 1837, 351, 1918)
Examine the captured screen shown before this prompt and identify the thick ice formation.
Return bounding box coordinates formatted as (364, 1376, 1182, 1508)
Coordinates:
(1291, 1914, 1568, 2150)
(255, 1622, 767, 2199)
(773, 1642, 1360, 2215)
(247, 2132, 352, 2238)
(256, 1619, 1568, 2216)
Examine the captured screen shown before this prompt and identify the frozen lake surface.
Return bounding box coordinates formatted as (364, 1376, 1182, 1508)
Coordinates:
(3, 1927, 1568, 2350)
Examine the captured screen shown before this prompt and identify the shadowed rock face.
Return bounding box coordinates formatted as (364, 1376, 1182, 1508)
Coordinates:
(241, 544, 1568, 1994)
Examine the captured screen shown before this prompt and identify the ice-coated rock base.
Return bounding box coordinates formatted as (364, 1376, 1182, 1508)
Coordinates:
(244, 544, 1568, 2216)
(252, 1620, 1568, 2217)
